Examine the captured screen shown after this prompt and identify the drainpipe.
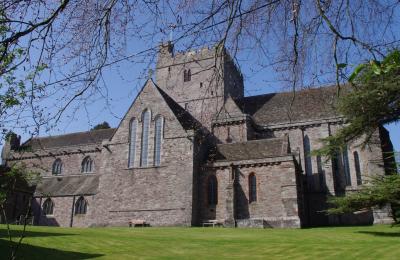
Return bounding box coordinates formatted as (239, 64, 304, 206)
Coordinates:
(70, 195, 76, 227)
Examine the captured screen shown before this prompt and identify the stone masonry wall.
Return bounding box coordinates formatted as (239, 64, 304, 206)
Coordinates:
(92, 81, 196, 227)
(7, 144, 103, 177)
(155, 44, 244, 130)
(200, 159, 301, 228)
(33, 195, 95, 227)
(269, 121, 389, 225)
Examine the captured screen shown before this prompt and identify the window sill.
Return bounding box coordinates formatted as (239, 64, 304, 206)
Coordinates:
(125, 165, 166, 170)
(43, 214, 55, 218)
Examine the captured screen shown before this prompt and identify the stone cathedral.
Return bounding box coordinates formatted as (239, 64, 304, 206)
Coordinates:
(1, 43, 396, 228)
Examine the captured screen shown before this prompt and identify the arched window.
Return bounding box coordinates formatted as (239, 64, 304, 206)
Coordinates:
(42, 198, 54, 215)
(248, 173, 257, 203)
(183, 69, 191, 82)
(81, 156, 93, 173)
(128, 118, 137, 168)
(52, 159, 62, 175)
(354, 151, 362, 185)
(207, 175, 218, 205)
(342, 146, 351, 186)
(74, 196, 87, 215)
(304, 135, 313, 187)
(140, 109, 151, 167)
(154, 116, 163, 166)
(317, 155, 326, 190)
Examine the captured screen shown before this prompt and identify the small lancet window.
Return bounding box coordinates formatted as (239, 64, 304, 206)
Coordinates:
(128, 118, 137, 168)
(249, 173, 257, 203)
(42, 198, 54, 215)
(81, 156, 94, 173)
(207, 175, 218, 205)
(74, 196, 87, 215)
(52, 158, 62, 175)
(304, 135, 312, 176)
(140, 109, 151, 167)
(184, 69, 191, 82)
(154, 116, 164, 166)
(317, 155, 326, 190)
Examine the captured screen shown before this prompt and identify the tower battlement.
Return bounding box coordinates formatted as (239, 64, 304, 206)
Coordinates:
(157, 42, 224, 69)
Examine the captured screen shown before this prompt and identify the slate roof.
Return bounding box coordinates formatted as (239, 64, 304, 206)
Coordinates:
(238, 86, 340, 125)
(34, 175, 99, 197)
(214, 95, 246, 122)
(155, 85, 200, 130)
(21, 128, 115, 150)
(215, 137, 289, 161)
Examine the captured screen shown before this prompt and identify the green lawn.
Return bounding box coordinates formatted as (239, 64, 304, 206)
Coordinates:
(1, 225, 399, 259)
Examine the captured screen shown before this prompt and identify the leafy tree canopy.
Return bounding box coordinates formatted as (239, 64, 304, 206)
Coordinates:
(322, 50, 400, 224)
(327, 174, 400, 224)
(91, 121, 111, 131)
(316, 50, 400, 157)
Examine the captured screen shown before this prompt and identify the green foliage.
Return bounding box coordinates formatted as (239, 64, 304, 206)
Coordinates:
(4, 131, 17, 142)
(91, 121, 111, 131)
(326, 174, 400, 223)
(0, 165, 39, 207)
(316, 50, 400, 156)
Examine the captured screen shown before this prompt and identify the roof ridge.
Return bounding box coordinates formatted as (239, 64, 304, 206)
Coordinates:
(240, 85, 337, 100)
(217, 137, 284, 147)
(29, 128, 116, 140)
(154, 82, 201, 130)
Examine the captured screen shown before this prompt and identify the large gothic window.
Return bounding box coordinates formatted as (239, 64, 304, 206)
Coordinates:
(248, 173, 257, 203)
(42, 198, 54, 215)
(128, 118, 137, 168)
(207, 175, 218, 205)
(81, 156, 94, 173)
(74, 196, 87, 215)
(154, 116, 163, 166)
(353, 151, 362, 185)
(52, 159, 62, 175)
(140, 109, 151, 167)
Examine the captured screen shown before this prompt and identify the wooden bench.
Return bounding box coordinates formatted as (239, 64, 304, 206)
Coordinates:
(128, 219, 149, 227)
(202, 219, 224, 227)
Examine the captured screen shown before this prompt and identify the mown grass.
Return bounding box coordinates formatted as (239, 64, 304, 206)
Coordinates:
(1, 224, 399, 259)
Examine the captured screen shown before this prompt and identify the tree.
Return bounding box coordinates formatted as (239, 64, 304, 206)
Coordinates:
(327, 175, 400, 224)
(1, 1, 400, 138)
(317, 50, 400, 157)
(91, 121, 111, 130)
(0, 164, 40, 260)
(319, 50, 400, 224)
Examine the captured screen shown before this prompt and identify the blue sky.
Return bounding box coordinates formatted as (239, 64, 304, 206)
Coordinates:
(3, 1, 399, 160)
(25, 42, 399, 156)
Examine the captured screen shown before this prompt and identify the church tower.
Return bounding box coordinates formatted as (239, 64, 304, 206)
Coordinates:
(155, 42, 244, 129)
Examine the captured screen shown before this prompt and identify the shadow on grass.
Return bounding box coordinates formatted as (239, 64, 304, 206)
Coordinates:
(357, 231, 400, 237)
(0, 240, 103, 260)
(0, 228, 76, 239)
